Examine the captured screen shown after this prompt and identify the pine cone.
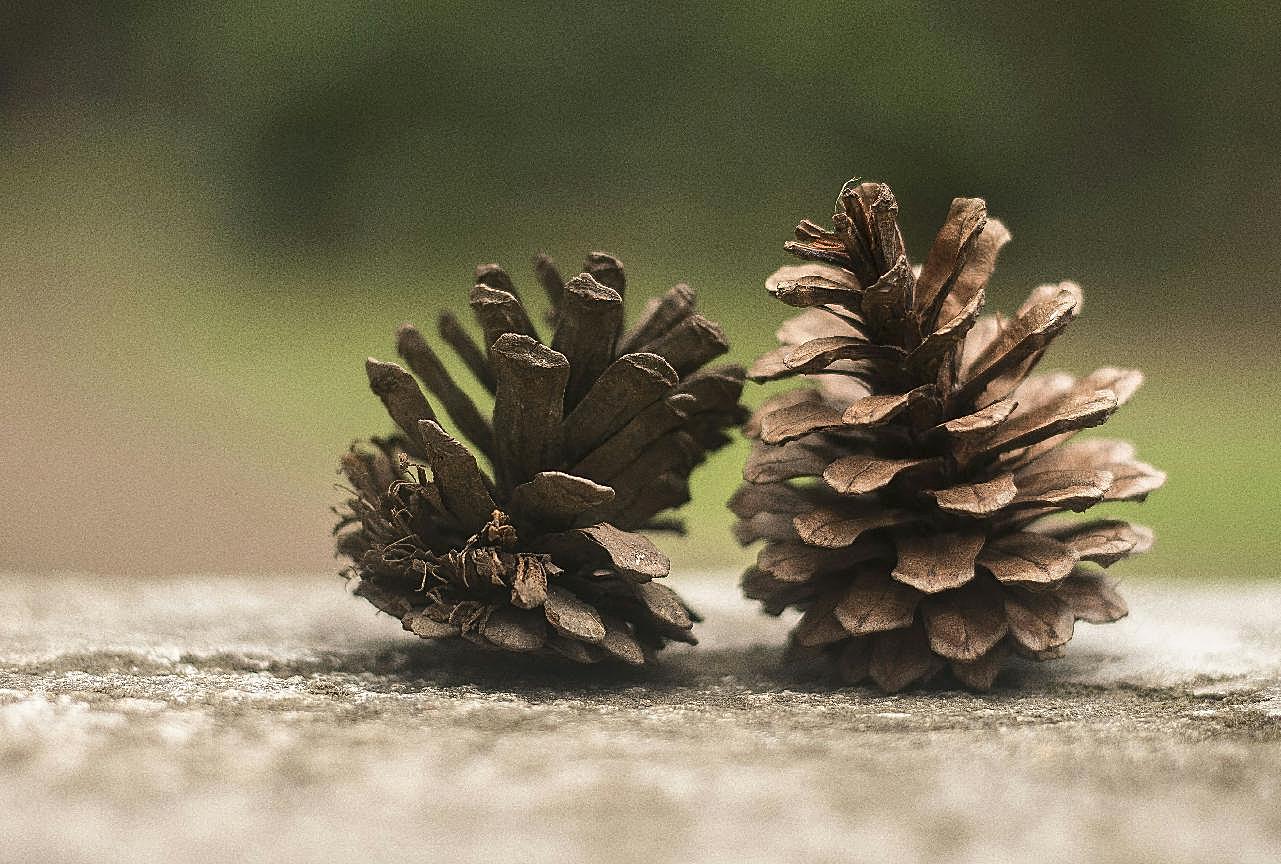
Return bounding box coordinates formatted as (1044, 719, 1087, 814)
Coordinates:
(734, 180, 1165, 691)
(336, 253, 747, 665)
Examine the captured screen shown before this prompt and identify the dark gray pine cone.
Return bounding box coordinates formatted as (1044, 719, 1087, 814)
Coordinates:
(734, 180, 1165, 691)
(336, 252, 747, 665)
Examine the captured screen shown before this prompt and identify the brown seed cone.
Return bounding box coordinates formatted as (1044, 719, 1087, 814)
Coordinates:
(335, 253, 747, 664)
(735, 180, 1165, 691)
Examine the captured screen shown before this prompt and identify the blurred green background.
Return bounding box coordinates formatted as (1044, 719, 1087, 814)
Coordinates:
(3, 2, 1278, 579)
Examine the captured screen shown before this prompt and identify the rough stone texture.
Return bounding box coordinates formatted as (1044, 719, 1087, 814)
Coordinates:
(1, 572, 1279, 864)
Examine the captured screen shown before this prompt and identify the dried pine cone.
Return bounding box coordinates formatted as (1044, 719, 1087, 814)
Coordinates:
(336, 253, 747, 665)
(734, 180, 1165, 691)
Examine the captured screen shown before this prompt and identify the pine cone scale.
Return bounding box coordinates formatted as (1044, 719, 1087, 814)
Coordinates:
(508, 471, 614, 530)
(921, 581, 1008, 662)
(891, 530, 985, 594)
(914, 196, 988, 328)
(552, 273, 624, 409)
(832, 572, 920, 636)
(1003, 589, 1074, 653)
(417, 420, 497, 532)
(543, 585, 607, 643)
(396, 323, 496, 460)
(490, 333, 570, 493)
(562, 352, 678, 460)
(618, 283, 695, 354)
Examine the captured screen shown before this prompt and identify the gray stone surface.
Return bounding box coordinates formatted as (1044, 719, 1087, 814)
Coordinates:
(2, 572, 1279, 864)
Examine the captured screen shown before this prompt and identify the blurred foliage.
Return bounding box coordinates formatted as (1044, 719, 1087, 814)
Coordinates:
(6, 2, 1280, 295)
(3, 1, 1279, 576)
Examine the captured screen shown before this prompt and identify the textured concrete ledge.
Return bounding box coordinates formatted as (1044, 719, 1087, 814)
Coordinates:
(1, 572, 1279, 864)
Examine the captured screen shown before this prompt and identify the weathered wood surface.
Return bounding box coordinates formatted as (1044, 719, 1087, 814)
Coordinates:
(1, 572, 1278, 864)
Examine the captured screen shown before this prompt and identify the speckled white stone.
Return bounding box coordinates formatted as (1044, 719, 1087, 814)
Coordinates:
(2, 572, 1279, 864)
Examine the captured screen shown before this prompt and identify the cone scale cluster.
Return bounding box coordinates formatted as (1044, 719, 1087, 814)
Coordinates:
(335, 253, 747, 665)
(733, 180, 1165, 691)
